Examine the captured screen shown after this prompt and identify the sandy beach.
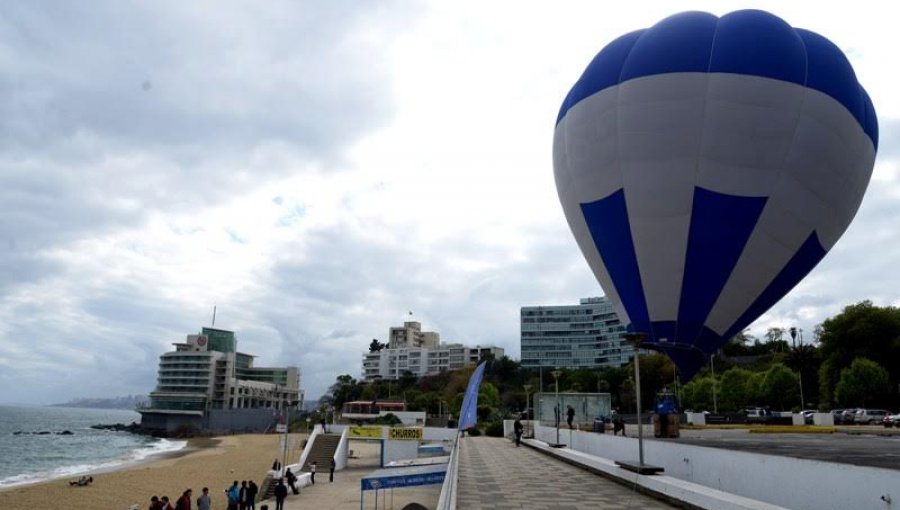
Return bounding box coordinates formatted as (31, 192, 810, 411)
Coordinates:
(0, 433, 301, 510)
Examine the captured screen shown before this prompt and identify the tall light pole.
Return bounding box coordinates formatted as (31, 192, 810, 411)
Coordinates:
(551, 369, 562, 447)
(625, 333, 646, 465)
(523, 384, 533, 438)
(710, 354, 718, 414)
(791, 327, 805, 410)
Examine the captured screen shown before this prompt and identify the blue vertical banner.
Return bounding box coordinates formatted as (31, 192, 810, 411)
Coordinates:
(457, 361, 486, 431)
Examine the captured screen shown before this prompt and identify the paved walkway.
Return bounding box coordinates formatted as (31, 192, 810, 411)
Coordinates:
(457, 437, 676, 509)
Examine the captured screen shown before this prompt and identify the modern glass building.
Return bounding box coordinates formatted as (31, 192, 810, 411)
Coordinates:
(520, 297, 632, 369)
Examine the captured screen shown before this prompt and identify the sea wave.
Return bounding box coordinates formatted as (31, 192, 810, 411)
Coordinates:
(0, 438, 187, 488)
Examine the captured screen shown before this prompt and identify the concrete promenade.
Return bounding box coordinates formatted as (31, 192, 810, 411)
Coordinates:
(457, 436, 676, 509)
(282, 440, 440, 510)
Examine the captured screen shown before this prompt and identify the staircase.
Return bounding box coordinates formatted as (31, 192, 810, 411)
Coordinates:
(260, 474, 275, 501)
(302, 433, 341, 474)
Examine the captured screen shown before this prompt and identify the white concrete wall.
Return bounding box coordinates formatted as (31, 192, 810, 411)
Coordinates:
(334, 427, 349, 470)
(382, 439, 419, 466)
(533, 425, 899, 510)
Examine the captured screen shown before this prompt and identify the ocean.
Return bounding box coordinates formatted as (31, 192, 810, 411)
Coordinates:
(0, 405, 185, 488)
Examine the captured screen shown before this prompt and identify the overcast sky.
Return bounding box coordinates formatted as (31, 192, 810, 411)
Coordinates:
(1, 1, 897, 404)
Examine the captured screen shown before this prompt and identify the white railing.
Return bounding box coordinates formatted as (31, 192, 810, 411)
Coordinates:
(435, 432, 461, 510)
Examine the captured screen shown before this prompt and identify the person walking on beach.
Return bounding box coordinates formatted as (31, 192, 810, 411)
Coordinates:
(274, 479, 288, 510)
(245, 481, 258, 510)
(239, 481, 248, 510)
(160, 496, 175, 510)
(329, 458, 336, 482)
(513, 416, 524, 446)
(310, 461, 317, 484)
(225, 481, 240, 510)
(196, 488, 211, 510)
(149, 496, 162, 510)
(175, 489, 192, 510)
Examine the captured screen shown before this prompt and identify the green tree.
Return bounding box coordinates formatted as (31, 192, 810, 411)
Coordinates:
(478, 382, 501, 409)
(681, 376, 714, 411)
(834, 357, 891, 407)
(718, 367, 754, 412)
(817, 301, 900, 408)
(761, 364, 799, 411)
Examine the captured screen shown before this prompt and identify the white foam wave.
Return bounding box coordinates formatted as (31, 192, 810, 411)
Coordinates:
(0, 438, 187, 488)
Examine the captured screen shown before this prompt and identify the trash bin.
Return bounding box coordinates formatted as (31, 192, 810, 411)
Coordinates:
(593, 417, 606, 433)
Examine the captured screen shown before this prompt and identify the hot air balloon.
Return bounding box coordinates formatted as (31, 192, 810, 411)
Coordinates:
(553, 10, 878, 379)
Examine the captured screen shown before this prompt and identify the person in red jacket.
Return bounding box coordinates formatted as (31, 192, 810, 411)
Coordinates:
(175, 489, 192, 510)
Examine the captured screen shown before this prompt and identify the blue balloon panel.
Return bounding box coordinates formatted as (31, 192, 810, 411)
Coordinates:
(553, 10, 878, 378)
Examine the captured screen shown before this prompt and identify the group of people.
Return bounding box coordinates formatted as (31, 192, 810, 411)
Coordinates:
(511, 407, 628, 446)
(147, 482, 259, 510)
(148, 488, 205, 510)
(68, 475, 93, 486)
(223, 480, 260, 510)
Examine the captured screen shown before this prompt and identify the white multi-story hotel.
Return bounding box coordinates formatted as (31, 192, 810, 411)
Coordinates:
(140, 327, 303, 434)
(521, 297, 632, 369)
(361, 321, 504, 381)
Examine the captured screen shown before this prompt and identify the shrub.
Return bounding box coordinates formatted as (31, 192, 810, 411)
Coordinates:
(466, 427, 482, 437)
(484, 420, 504, 437)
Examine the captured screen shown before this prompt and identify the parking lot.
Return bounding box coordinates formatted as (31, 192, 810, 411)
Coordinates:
(674, 426, 900, 470)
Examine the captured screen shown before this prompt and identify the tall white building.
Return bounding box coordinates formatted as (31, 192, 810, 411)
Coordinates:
(361, 321, 504, 381)
(140, 327, 303, 434)
(520, 297, 632, 369)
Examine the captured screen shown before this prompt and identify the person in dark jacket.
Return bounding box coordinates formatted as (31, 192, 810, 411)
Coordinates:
(285, 468, 298, 494)
(513, 417, 524, 446)
(566, 405, 576, 429)
(245, 481, 258, 510)
(273, 479, 288, 510)
(238, 481, 247, 510)
(329, 458, 336, 482)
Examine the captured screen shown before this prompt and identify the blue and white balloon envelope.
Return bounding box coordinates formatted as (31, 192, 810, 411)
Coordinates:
(553, 10, 878, 379)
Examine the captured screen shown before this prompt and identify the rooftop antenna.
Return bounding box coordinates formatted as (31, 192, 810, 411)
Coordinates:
(211, 305, 217, 327)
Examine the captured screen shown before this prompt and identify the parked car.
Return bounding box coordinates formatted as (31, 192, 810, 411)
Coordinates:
(855, 409, 889, 425)
(830, 409, 844, 424)
(802, 410, 816, 425)
(745, 407, 773, 424)
(839, 408, 859, 425)
(883, 413, 900, 428)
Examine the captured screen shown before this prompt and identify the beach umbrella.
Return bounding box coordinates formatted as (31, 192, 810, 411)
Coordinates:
(553, 10, 878, 379)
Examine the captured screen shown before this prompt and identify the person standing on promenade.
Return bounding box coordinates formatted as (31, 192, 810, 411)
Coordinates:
(513, 417, 524, 446)
(272, 459, 281, 472)
(310, 461, 317, 484)
(329, 458, 336, 482)
(285, 468, 298, 494)
(196, 488, 211, 510)
(566, 405, 576, 429)
(239, 481, 248, 510)
(245, 481, 258, 510)
(225, 481, 240, 510)
(274, 479, 288, 510)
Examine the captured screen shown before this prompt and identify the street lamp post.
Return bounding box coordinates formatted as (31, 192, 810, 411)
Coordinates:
(613, 332, 663, 474)
(710, 354, 718, 414)
(551, 369, 562, 447)
(523, 384, 533, 438)
(791, 327, 806, 410)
